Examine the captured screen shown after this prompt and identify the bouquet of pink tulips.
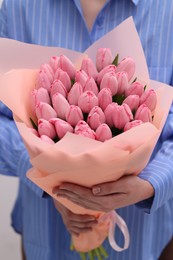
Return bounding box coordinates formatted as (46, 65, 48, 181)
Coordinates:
(30, 49, 157, 145)
(0, 17, 173, 260)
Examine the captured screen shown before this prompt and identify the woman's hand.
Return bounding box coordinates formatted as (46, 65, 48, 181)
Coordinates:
(53, 175, 154, 212)
(53, 199, 98, 236)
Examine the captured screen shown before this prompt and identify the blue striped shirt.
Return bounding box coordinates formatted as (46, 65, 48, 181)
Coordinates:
(0, 0, 173, 259)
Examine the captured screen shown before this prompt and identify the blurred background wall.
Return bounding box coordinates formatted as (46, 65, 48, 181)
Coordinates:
(0, 0, 21, 259)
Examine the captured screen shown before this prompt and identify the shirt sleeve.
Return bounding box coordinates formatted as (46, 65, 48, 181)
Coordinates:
(137, 101, 173, 213)
(0, 2, 46, 198)
(0, 0, 8, 38)
(0, 106, 44, 197)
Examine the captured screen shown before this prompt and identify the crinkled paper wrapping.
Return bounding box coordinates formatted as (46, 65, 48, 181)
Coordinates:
(0, 17, 173, 252)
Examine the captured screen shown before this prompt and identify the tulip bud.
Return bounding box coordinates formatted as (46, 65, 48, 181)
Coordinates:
(98, 88, 112, 111)
(37, 64, 54, 92)
(78, 91, 98, 113)
(96, 48, 113, 72)
(52, 92, 70, 120)
(100, 72, 118, 95)
(112, 103, 133, 129)
(123, 95, 140, 111)
(49, 56, 59, 73)
(104, 102, 118, 127)
(140, 89, 157, 112)
(116, 57, 136, 81)
(54, 68, 71, 92)
(30, 88, 51, 113)
(68, 82, 83, 105)
(38, 119, 56, 139)
(40, 135, 55, 144)
(83, 77, 99, 96)
(87, 106, 105, 130)
(125, 82, 144, 97)
(115, 71, 129, 94)
(74, 121, 96, 140)
(50, 79, 67, 99)
(74, 120, 90, 132)
(75, 70, 89, 87)
(35, 102, 57, 120)
(135, 104, 152, 123)
(50, 118, 73, 139)
(96, 65, 116, 85)
(58, 55, 76, 79)
(66, 105, 84, 127)
(124, 120, 143, 132)
(81, 58, 98, 80)
(95, 123, 112, 142)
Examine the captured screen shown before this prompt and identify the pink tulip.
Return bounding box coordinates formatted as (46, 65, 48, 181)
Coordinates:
(52, 92, 70, 120)
(74, 120, 90, 132)
(29, 128, 39, 137)
(49, 56, 59, 73)
(68, 82, 83, 105)
(96, 65, 116, 85)
(38, 119, 56, 139)
(104, 102, 118, 127)
(125, 81, 144, 97)
(83, 77, 99, 96)
(35, 102, 57, 120)
(66, 105, 83, 127)
(54, 68, 71, 92)
(50, 118, 73, 139)
(115, 71, 129, 94)
(124, 120, 143, 132)
(50, 79, 67, 98)
(37, 64, 54, 92)
(100, 72, 118, 95)
(58, 55, 76, 79)
(75, 70, 89, 87)
(81, 58, 98, 80)
(30, 88, 51, 113)
(40, 135, 55, 144)
(140, 89, 157, 112)
(135, 104, 152, 122)
(116, 57, 136, 81)
(95, 123, 112, 142)
(96, 48, 113, 72)
(74, 121, 96, 140)
(87, 106, 106, 130)
(98, 88, 112, 111)
(123, 95, 140, 111)
(112, 103, 133, 129)
(78, 91, 98, 113)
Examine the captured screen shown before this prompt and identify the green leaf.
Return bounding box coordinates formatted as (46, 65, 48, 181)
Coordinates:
(132, 77, 137, 83)
(71, 78, 75, 86)
(112, 53, 119, 66)
(144, 85, 147, 91)
(30, 117, 38, 130)
(113, 94, 125, 105)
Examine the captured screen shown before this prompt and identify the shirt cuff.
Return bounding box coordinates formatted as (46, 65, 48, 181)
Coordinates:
(136, 157, 173, 214)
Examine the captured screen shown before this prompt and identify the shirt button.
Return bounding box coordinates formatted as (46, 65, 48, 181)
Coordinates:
(97, 16, 104, 26)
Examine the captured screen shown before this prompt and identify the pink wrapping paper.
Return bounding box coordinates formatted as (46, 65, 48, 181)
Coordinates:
(0, 17, 173, 252)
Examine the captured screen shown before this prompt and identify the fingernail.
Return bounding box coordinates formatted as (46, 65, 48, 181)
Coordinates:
(92, 187, 101, 195)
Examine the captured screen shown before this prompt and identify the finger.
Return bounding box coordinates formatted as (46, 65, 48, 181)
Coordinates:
(56, 183, 92, 197)
(70, 220, 98, 228)
(68, 226, 93, 236)
(92, 179, 127, 196)
(67, 212, 97, 223)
